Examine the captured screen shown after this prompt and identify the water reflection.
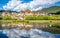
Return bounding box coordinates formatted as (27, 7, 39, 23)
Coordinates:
(0, 30, 8, 38)
(0, 23, 60, 38)
(1, 29, 55, 38)
(1, 23, 51, 29)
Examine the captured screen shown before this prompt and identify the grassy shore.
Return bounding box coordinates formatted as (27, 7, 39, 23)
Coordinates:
(0, 20, 28, 24)
(0, 20, 60, 24)
(0, 15, 60, 24)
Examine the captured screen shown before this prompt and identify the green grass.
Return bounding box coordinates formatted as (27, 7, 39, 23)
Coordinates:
(25, 15, 60, 20)
(0, 15, 60, 20)
(0, 15, 60, 24)
(0, 20, 60, 24)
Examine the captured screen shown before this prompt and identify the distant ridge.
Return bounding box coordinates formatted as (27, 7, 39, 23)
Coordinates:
(0, 10, 18, 13)
(38, 6, 60, 13)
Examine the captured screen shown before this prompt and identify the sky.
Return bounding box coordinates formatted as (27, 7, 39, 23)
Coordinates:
(0, 0, 60, 12)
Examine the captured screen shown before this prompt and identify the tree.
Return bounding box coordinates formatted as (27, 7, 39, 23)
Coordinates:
(55, 11, 60, 15)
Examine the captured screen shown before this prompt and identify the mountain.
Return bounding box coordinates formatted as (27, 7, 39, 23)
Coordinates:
(0, 10, 18, 13)
(38, 6, 60, 13)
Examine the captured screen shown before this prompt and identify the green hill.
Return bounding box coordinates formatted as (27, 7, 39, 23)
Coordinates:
(38, 6, 60, 13)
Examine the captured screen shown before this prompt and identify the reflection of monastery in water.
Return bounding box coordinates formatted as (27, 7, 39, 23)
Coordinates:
(0, 23, 54, 38)
(1, 23, 52, 29)
(0, 23, 60, 38)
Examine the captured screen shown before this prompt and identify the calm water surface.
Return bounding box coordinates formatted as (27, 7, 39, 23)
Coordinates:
(0, 23, 60, 38)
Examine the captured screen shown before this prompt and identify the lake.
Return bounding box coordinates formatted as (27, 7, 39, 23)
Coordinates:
(0, 23, 60, 38)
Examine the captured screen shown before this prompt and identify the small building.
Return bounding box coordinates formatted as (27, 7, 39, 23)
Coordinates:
(24, 12, 33, 16)
(2, 11, 11, 16)
(33, 11, 48, 16)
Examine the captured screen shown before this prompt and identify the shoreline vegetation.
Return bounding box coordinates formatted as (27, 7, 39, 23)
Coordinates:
(0, 15, 60, 24)
(0, 15, 60, 20)
(0, 20, 60, 24)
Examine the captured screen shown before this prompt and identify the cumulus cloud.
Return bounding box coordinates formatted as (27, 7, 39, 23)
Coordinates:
(3, 0, 21, 10)
(3, 0, 60, 12)
(13, 3, 28, 12)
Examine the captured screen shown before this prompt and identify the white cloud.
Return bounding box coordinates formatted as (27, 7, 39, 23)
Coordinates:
(3, 0, 60, 12)
(3, 0, 22, 10)
(29, 0, 60, 8)
(13, 3, 28, 12)
(31, 7, 43, 11)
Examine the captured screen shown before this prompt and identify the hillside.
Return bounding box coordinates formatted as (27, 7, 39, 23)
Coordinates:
(0, 10, 17, 13)
(38, 6, 60, 13)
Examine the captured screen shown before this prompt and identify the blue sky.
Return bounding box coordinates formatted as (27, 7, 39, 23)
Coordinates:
(21, 0, 33, 3)
(0, 0, 32, 8)
(0, 0, 60, 11)
(0, 0, 9, 8)
(54, 2, 60, 6)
